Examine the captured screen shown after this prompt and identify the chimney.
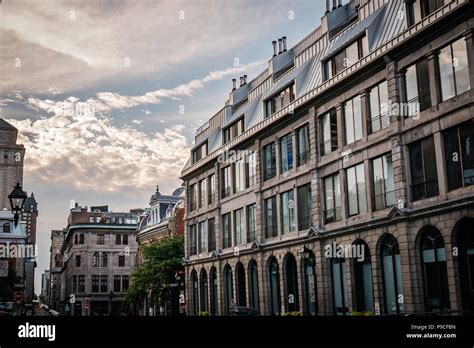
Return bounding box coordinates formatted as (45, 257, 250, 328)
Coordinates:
(338, 0, 342, 7)
(243, 75, 248, 85)
(332, 0, 337, 10)
(232, 78, 236, 90)
(325, 0, 330, 13)
(272, 40, 277, 56)
(282, 36, 287, 52)
(239, 76, 244, 87)
(278, 38, 283, 54)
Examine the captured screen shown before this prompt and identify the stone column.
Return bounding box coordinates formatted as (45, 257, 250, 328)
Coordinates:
(433, 132, 448, 198)
(426, 51, 441, 107)
(359, 89, 369, 139)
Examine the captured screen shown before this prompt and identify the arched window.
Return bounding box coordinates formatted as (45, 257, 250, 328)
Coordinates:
(101, 252, 108, 267)
(248, 261, 259, 313)
(236, 263, 247, 307)
(302, 250, 317, 316)
(456, 217, 474, 311)
(224, 265, 234, 314)
(123, 234, 128, 245)
(209, 267, 218, 315)
(191, 270, 198, 315)
(353, 240, 374, 312)
(79, 234, 84, 244)
(284, 253, 299, 312)
(92, 252, 99, 267)
(268, 257, 281, 315)
(331, 255, 348, 315)
(116, 234, 121, 245)
(74, 234, 78, 245)
(420, 227, 450, 311)
(380, 235, 404, 313)
(200, 269, 209, 313)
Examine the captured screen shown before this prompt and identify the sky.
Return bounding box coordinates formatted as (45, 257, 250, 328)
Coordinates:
(0, 0, 325, 294)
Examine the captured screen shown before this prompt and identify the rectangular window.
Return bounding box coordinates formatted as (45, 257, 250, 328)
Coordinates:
(221, 166, 232, 198)
(189, 184, 197, 211)
(199, 179, 207, 208)
(222, 213, 232, 249)
(78, 275, 85, 293)
(443, 122, 474, 190)
(100, 275, 108, 293)
(97, 234, 104, 245)
(297, 184, 312, 230)
(73, 275, 78, 293)
(346, 163, 367, 216)
(207, 175, 215, 204)
(438, 38, 470, 102)
(372, 154, 395, 210)
(344, 95, 362, 144)
(265, 83, 295, 117)
(246, 204, 257, 242)
(118, 255, 125, 267)
(208, 219, 216, 251)
(404, 60, 431, 117)
(199, 221, 207, 253)
(264, 196, 277, 238)
(189, 224, 197, 255)
(409, 137, 439, 200)
(325, 37, 366, 79)
(92, 275, 99, 293)
(280, 133, 294, 174)
(320, 109, 338, 156)
(421, 0, 445, 18)
(223, 118, 244, 144)
(263, 142, 276, 180)
(246, 152, 257, 188)
(192, 142, 208, 164)
(234, 208, 244, 245)
(75, 255, 81, 267)
(122, 276, 129, 291)
(369, 81, 390, 132)
(234, 158, 245, 193)
(114, 275, 121, 293)
(281, 190, 296, 234)
(296, 124, 311, 166)
(324, 173, 342, 223)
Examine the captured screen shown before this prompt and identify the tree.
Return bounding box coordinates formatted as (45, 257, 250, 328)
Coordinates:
(125, 236, 184, 309)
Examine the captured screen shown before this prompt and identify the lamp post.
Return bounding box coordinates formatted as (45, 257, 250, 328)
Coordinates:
(109, 290, 114, 316)
(8, 182, 27, 227)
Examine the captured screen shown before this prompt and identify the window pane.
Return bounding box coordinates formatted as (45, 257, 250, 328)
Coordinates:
(281, 190, 295, 234)
(353, 96, 362, 140)
(344, 100, 355, 144)
(461, 123, 474, 186)
(356, 164, 367, 213)
(347, 166, 358, 216)
(452, 38, 470, 95)
(439, 45, 456, 101)
(384, 155, 395, 206)
(405, 65, 419, 116)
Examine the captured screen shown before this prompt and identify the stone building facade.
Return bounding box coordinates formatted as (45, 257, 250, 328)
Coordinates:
(181, 0, 474, 316)
(0, 118, 24, 211)
(59, 205, 139, 315)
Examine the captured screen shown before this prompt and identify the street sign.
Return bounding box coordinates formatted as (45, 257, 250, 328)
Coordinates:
(14, 291, 23, 304)
(0, 260, 8, 277)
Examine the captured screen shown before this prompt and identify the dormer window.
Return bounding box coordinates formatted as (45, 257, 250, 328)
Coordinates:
(192, 141, 208, 163)
(324, 36, 367, 80)
(265, 83, 295, 117)
(223, 118, 244, 144)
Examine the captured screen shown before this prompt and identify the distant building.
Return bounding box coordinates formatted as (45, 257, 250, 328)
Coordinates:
(0, 118, 24, 211)
(48, 230, 64, 311)
(41, 270, 50, 299)
(59, 204, 140, 315)
(136, 185, 185, 315)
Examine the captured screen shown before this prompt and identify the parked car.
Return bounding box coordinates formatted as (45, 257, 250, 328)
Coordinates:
(229, 306, 259, 316)
(0, 310, 10, 316)
(49, 309, 59, 316)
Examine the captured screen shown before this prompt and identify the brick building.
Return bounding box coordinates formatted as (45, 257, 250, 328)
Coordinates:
(59, 204, 139, 315)
(181, 0, 474, 316)
(48, 229, 64, 311)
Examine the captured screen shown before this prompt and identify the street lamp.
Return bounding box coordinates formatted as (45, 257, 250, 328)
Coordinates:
(301, 246, 311, 260)
(8, 182, 27, 227)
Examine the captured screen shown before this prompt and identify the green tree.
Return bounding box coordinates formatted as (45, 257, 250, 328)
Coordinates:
(125, 236, 184, 308)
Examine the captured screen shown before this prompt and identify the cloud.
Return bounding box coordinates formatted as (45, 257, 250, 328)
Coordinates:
(7, 110, 189, 192)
